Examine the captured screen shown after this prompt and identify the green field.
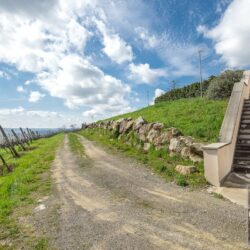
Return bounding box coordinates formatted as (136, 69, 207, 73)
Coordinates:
(0, 134, 64, 248)
(106, 98, 228, 142)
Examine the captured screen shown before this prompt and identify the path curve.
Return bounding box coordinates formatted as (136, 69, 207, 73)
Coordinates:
(42, 135, 248, 249)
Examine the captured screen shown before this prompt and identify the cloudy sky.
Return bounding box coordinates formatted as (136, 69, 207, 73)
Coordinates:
(0, 0, 249, 128)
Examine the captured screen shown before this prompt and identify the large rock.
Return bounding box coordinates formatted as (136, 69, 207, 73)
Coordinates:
(147, 129, 160, 143)
(154, 132, 172, 146)
(143, 143, 151, 152)
(179, 136, 194, 147)
(153, 122, 164, 131)
(168, 127, 182, 137)
(175, 165, 196, 175)
(190, 143, 204, 157)
(189, 154, 203, 163)
(119, 119, 128, 133)
(124, 120, 134, 133)
(169, 138, 185, 153)
(180, 147, 191, 158)
(111, 121, 120, 133)
(138, 123, 154, 141)
(133, 116, 146, 131)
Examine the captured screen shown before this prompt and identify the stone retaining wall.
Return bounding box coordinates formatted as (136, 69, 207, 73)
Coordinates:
(85, 117, 204, 163)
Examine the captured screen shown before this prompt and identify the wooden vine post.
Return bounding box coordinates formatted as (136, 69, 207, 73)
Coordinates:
(20, 128, 30, 145)
(0, 154, 12, 172)
(11, 129, 26, 151)
(26, 128, 33, 142)
(0, 125, 20, 158)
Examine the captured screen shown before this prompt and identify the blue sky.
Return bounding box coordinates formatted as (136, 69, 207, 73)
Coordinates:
(0, 0, 249, 128)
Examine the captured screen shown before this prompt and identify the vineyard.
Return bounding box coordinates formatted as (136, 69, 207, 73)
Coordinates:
(0, 126, 60, 175)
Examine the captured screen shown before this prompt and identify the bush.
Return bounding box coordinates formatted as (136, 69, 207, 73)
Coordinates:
(206, 70, 243, 99)
(155, 70, 243, 103)
(155, 77, 213, 103)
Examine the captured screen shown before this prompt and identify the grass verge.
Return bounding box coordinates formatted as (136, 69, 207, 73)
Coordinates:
(0, 134, 64, 249)
(68, 133, 85, 158)
(79, 129, 207, 188)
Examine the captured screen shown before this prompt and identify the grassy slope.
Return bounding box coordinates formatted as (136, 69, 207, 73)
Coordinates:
(106, 98, 228, 142)
(0, 134, 63, 249)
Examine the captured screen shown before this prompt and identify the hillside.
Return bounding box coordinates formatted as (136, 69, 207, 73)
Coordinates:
(106, 98, 228, 142)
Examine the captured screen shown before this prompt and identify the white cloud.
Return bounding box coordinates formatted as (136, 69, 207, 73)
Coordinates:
(128, 63, 167, 84)
(0, 106, 25, 116)
(154, 88, 165, 98)
(95, 19, 133, 64)
(36, 54, 131, 110)
(29, 91, 45, 102)
(0, 0, 133, 123)
(200, 0, 250, 67)
(134, 27, 205, 77)
(0, 106, 72, 128)
(135, 27, 158, 48)
(0, 1, 91, 73)
(0, 70, 10, 80)
(17, 85, 25, 93)
(196, 25, 208, 34)
(82, 104, 133, 121)
(150, 88, 165, 105)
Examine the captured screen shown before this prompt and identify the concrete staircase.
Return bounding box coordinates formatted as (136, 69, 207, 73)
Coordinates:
(233, 99, 250, 173)
(222, 99, 250, 188)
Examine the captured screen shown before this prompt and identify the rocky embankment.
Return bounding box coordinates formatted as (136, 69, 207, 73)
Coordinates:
(84, 117, 205, 164)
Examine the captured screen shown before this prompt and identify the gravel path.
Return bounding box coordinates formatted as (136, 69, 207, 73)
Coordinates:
(39, 134, 249, 249)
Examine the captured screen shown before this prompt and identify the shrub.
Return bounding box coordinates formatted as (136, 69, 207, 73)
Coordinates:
(155, 70, 243, 103)
(155, 78, 213, 103)
(206, 70, 243, 99)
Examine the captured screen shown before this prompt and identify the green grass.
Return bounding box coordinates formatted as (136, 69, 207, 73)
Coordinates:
(79, 129, 207, 188)
(0, 134, 64, 248)
(105, 98, 228, 142)
(68, 133, 85, 158)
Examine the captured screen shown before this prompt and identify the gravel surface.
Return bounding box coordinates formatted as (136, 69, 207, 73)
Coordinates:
(36, 134, 249, 249)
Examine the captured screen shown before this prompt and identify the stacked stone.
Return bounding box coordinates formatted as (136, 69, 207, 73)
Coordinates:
(85, 116, 204, 163)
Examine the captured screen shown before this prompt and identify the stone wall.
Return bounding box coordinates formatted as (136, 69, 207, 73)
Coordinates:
(85, 117, 204, 163)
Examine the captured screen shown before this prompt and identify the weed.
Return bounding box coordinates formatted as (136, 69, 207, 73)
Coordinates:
(79, 129, 207, 188)
(68, 133, 85, 158)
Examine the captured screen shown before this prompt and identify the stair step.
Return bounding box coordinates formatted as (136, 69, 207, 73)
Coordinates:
(241, 120, 250, 124)
(239, 132, 250, 135)
(239, 129, 250, 133)
(242, 116, 250, 119)
(233, 164, 250, 172)
(242, 111, 250, 115)
(235, 149, 250, 153)
(236, 143, 250, 147)
(239, 135, 250, 139)
(234, 157, 250, 161)
(240, 125, 250, 129)
(234, 168, 250, 173)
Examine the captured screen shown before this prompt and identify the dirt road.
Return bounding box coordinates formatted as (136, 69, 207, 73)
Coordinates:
(37, 135, 248, 249)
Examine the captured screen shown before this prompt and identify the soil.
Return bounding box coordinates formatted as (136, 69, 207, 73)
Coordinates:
(31, 134, 249, 250)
